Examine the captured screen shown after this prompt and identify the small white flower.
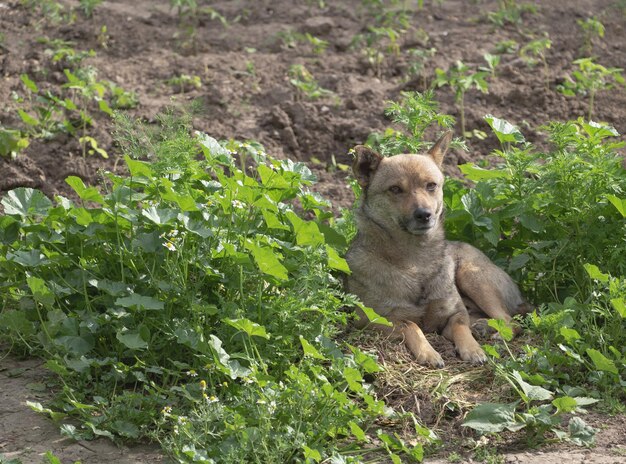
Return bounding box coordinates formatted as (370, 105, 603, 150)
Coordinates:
(232, 200, 245, 209)
(163, 241, 177, 252)
(186, 369, 198, 377)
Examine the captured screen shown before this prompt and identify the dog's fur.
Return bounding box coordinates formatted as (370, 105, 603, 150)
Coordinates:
(345, 132, 530, 367)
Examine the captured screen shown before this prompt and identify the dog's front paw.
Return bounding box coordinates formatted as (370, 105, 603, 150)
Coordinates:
(415, 349, 445, 368)
(458, 345, 487, 365)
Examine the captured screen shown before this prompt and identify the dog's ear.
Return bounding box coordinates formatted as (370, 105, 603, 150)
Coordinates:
(427, 131, 453, 167)
(352, 145, 383, 187)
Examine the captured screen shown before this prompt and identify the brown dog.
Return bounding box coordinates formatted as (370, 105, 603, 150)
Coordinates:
(345, 132, 529, 367)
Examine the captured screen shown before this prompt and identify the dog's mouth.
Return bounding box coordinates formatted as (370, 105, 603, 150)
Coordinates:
(399, 217, 436, 235)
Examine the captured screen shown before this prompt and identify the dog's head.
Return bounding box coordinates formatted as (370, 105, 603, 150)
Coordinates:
(352, 131, 452, 236)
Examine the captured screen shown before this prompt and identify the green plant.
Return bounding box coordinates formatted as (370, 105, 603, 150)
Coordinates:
(557, 58, 625, 120)
(352, 25, 406, 78)
(107, 82, 139, 109)
(79, 0, 102, 18)
(486, 0, 537, 26)
(20, 0, 76, 25)
(405, 47, 437, 86)
(0, 127, 30, 159)
(97, 25, 109, 49)
(39, 37, 96, 70)
(494, 39, 519, 54)
(170, 0, 226, 53)
(0, 113, 433, 463)
(463, 324, 597, 447)
(277, 30, 328, 54)
(366, 90, 458, 156)
(288, 64, 338, 101)
(519, 37, 551, 89)
(166, 74, 202, 94)
(63, 67, 113, 130)
(360, 0, 412, 30)
(577, 17, 605, 55)
(433, 61, 489, 137)
(481, 53, 500, 78)
(14, 73, 76, 138)
(442, 115, 626, 407)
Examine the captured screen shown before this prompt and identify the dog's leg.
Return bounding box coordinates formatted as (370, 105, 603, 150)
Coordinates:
(359, 318, 444, 368)
(455, 262, 524, 338)
(399, 320, 445, 368)
(442, 312, 487, 364)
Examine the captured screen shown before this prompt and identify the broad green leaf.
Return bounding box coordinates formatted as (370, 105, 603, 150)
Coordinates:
(299, 336, 325, 359)
(462, 402, 518, 433)
(207, 334, 251, 379)
(27, 276, 55, 307)
(552, 396, 578, 414)
(0, 310, 35, 336)
(508, 253, 530, 272)
(286, 211, 325, 247)
(583, 263, 609, 283)
(349, 421, 367, 442)
(302, 445, 322, 463)
(245, 240, 288, 281)
(343, 367, 363, 393)
(349, 345, 382, 373)
(125, 155, 153, 178)
(606, 194, 626, 217)
(261, 209, 290, 230)
(0, 128, 29, 157)
(65, 176, 104, 204)
(88, 278, 129, 296)
(182, 217, 213, 238)
(55, 336, 94, 356)
(512, 370, 553, 401)
(98, 99, 113, 116)
(483, 344, 500, 358)
(45, 451, 63, 464)
(358, 304, 393, 327)
(116, 329, 149, 350)
(484, 114, 526, 144)
(20, 73, 39, 93)
(326, 244, 350, 273)
(224, 318, 270, 339)
(519, 212, 544, 232)
(586, 348, 618, 374)
(487, 319, 513, 342)
(567, 417, 596, 446)
(610, 298, 626, 318)
(7, 249, 47, 267)
(459, 163, 509, 181)
(559, 326, 581, 343)
(142, 206, 177, 225)
(196, 131, 232, 164)
(115, 294, 164, 311)
(18, 109, 39, 126)
(27, 401, 67, 421)
(2, 187, 52, 217)
(258, 163, 291, 189)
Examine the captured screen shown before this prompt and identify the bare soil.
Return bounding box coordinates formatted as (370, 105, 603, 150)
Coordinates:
(1, 0, 626, 463)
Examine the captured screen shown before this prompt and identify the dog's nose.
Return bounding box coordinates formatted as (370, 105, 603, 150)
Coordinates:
(413, 208, 432, 223)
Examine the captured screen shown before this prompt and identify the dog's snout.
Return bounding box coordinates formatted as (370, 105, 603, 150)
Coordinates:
(413, 208, 432, 223)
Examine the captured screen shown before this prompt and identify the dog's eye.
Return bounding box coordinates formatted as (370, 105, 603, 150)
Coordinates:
(426, 182, 438, 191)
(388, 185, 403, 194)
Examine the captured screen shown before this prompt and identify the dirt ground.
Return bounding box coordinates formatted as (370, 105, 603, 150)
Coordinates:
(1, 0, 626, 462)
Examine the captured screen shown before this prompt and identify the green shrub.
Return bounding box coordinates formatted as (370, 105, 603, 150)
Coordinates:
(0, 115, 429, 462)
